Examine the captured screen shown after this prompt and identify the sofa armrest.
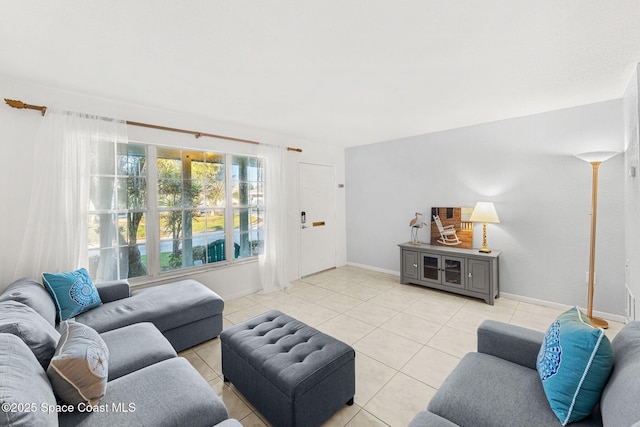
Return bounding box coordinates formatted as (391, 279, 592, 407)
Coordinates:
(95, 280, 130, 303)
(477, 320, 544, 370)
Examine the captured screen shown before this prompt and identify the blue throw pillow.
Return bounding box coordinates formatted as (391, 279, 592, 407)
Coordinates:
(42, 268, 102, 321)
(536, 306, 614, 425)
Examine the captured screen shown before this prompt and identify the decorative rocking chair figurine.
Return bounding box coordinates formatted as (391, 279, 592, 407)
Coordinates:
(409, 212, 425, 244)
(433, 215, 462, 246)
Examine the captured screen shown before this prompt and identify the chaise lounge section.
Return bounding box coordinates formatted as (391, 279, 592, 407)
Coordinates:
(74, 278, 225, 352)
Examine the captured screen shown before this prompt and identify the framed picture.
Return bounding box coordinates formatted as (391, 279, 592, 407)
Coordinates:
(430, 207, 473, 249)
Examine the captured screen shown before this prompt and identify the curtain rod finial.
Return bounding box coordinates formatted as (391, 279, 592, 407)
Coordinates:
(4, 98, 25, 109)
(5, 98, 47, 116)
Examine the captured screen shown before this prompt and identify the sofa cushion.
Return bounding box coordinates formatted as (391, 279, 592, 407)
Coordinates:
(0, 300, 60, 368)
(58, 357, 230, 427)
(47, 321, 109, 406)
(100, 322, 176, 380)
(600, 321, 640, 426)
(536, 307, 613, 425)
(0, 333, 58, 427)
(427, 352, 591, 427)
(43, 268, 102, 321)
(0, 278, 57, 326)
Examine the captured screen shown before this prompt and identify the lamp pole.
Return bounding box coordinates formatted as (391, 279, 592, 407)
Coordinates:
(587, 161, 607, 328)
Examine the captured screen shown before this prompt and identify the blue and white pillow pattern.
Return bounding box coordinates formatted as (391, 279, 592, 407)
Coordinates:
(538, 319, 562, 381)
(42, 268, 102, 321)
(536, 306, 614, 425)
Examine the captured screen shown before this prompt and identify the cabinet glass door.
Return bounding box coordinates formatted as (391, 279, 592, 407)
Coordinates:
(442, 256, 465, 289)
(422, 255, 440, 282)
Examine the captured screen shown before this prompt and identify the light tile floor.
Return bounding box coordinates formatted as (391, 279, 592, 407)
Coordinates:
(178, 266, 625, 427)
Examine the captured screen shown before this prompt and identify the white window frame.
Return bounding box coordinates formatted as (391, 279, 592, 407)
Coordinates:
(89, 142, 264, 285)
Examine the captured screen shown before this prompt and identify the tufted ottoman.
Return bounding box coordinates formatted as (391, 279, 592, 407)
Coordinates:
(221, 310, 355, 427)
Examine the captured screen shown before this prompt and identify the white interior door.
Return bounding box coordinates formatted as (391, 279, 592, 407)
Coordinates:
(299, 163, 336, 277)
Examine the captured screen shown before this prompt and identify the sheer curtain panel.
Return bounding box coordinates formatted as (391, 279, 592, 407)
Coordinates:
(258, 144, 291, 293)
(14, 109, 128, 282)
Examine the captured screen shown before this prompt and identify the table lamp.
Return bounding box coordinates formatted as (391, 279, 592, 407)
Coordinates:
(469, 202, 500, 253)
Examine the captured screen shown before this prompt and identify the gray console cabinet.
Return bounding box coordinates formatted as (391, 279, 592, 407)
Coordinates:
(399, 242, 500, 305)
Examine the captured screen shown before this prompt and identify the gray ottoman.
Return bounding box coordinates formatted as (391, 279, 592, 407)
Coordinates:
(221, 310, 355, 427)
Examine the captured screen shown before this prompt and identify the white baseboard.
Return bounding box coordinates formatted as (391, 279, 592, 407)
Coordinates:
(345, 261, 400, 276)
(500, 292, 628, 324)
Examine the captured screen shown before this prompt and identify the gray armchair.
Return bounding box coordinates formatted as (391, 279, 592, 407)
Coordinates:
(410, 320, 640, 427)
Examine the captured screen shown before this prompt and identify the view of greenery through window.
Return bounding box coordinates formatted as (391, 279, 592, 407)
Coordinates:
(88, 143, 264, 280)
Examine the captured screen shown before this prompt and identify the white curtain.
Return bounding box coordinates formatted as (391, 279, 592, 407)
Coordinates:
(14, 109, 128, 281)
(258, 144, 291, 293)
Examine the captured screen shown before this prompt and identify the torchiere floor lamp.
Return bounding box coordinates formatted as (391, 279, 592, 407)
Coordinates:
(575, 151, 619, 329)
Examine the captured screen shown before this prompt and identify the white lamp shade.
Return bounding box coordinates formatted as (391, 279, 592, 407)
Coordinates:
(575, 151, 619, 163)
(469, 202, 500, 224)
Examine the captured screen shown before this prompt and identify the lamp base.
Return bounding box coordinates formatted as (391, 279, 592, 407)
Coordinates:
(478, 247, 492, 253)
(589, 315, 609, 329)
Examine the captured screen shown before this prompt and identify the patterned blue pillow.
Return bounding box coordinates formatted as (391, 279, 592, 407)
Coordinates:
(536, 306, 614, 425)
(42, 268, 102, 321)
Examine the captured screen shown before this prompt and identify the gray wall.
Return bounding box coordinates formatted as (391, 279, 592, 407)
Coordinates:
(624, 64, 640, 320)
(346, 100, 626, 316)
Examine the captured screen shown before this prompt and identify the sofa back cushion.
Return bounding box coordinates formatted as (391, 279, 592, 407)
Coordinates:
(0, 278, 57, 326)
(0, 333, 58, 426)
(0, 300, 61, 368)
(600, 321, 640, 426)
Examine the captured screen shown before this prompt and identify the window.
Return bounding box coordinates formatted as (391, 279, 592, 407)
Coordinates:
(88, 143, 148, 280)
(88, 143, 264, 280)
(232, 155, 264, 258)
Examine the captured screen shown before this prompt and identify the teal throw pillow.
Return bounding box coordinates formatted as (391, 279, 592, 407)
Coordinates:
(42, 268, 102, 321)
(536, 306, 614, 425)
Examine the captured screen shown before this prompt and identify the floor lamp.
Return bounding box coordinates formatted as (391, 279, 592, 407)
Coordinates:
(575, 151, 619, 329)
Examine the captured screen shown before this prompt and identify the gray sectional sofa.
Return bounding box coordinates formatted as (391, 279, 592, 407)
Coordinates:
(0, 277, 241, 427)
(409, 320, 640, 427)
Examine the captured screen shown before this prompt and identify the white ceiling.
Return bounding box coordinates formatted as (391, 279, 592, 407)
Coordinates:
(1, 1, 640, 147)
